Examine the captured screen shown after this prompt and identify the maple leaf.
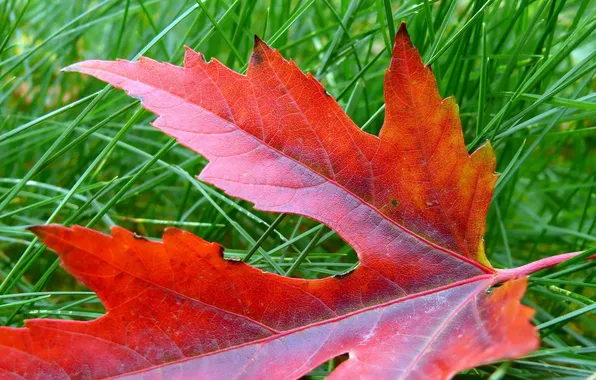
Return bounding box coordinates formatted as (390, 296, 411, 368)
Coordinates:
(1, 24, 589, 379)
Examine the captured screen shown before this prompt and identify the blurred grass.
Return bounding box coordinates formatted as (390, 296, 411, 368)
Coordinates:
(0, 0, 594, 378)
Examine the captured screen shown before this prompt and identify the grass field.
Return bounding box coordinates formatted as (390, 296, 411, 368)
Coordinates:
(0, 0, 595, 378)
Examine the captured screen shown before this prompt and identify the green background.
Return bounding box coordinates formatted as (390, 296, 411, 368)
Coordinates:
(0, 0, 594, 377)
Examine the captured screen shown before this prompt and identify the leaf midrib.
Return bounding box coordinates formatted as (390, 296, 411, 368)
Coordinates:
(113, 274, 493, 378)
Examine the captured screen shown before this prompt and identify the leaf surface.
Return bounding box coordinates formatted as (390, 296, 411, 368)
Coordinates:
(0, 25, 540, 379)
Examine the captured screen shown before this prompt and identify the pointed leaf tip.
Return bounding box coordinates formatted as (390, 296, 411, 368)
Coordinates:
(398, 22, 408, 34)
(26, 225, 45, 236)
(183, 46, 205, 67)
(251, 36, 269, 65)
(26, 224, 68, 238)
(395, 22, 413, 46)
(253, 34, 267, 47)
(252, 35, 274, 55)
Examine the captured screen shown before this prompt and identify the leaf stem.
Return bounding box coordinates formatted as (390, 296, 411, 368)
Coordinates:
(494, 251, 595, 284)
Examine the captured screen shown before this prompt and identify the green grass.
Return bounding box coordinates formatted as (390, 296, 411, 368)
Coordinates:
(0, 0, 594, 378)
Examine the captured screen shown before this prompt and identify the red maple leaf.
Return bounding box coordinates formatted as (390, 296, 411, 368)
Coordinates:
(0, 24, 588, 379)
